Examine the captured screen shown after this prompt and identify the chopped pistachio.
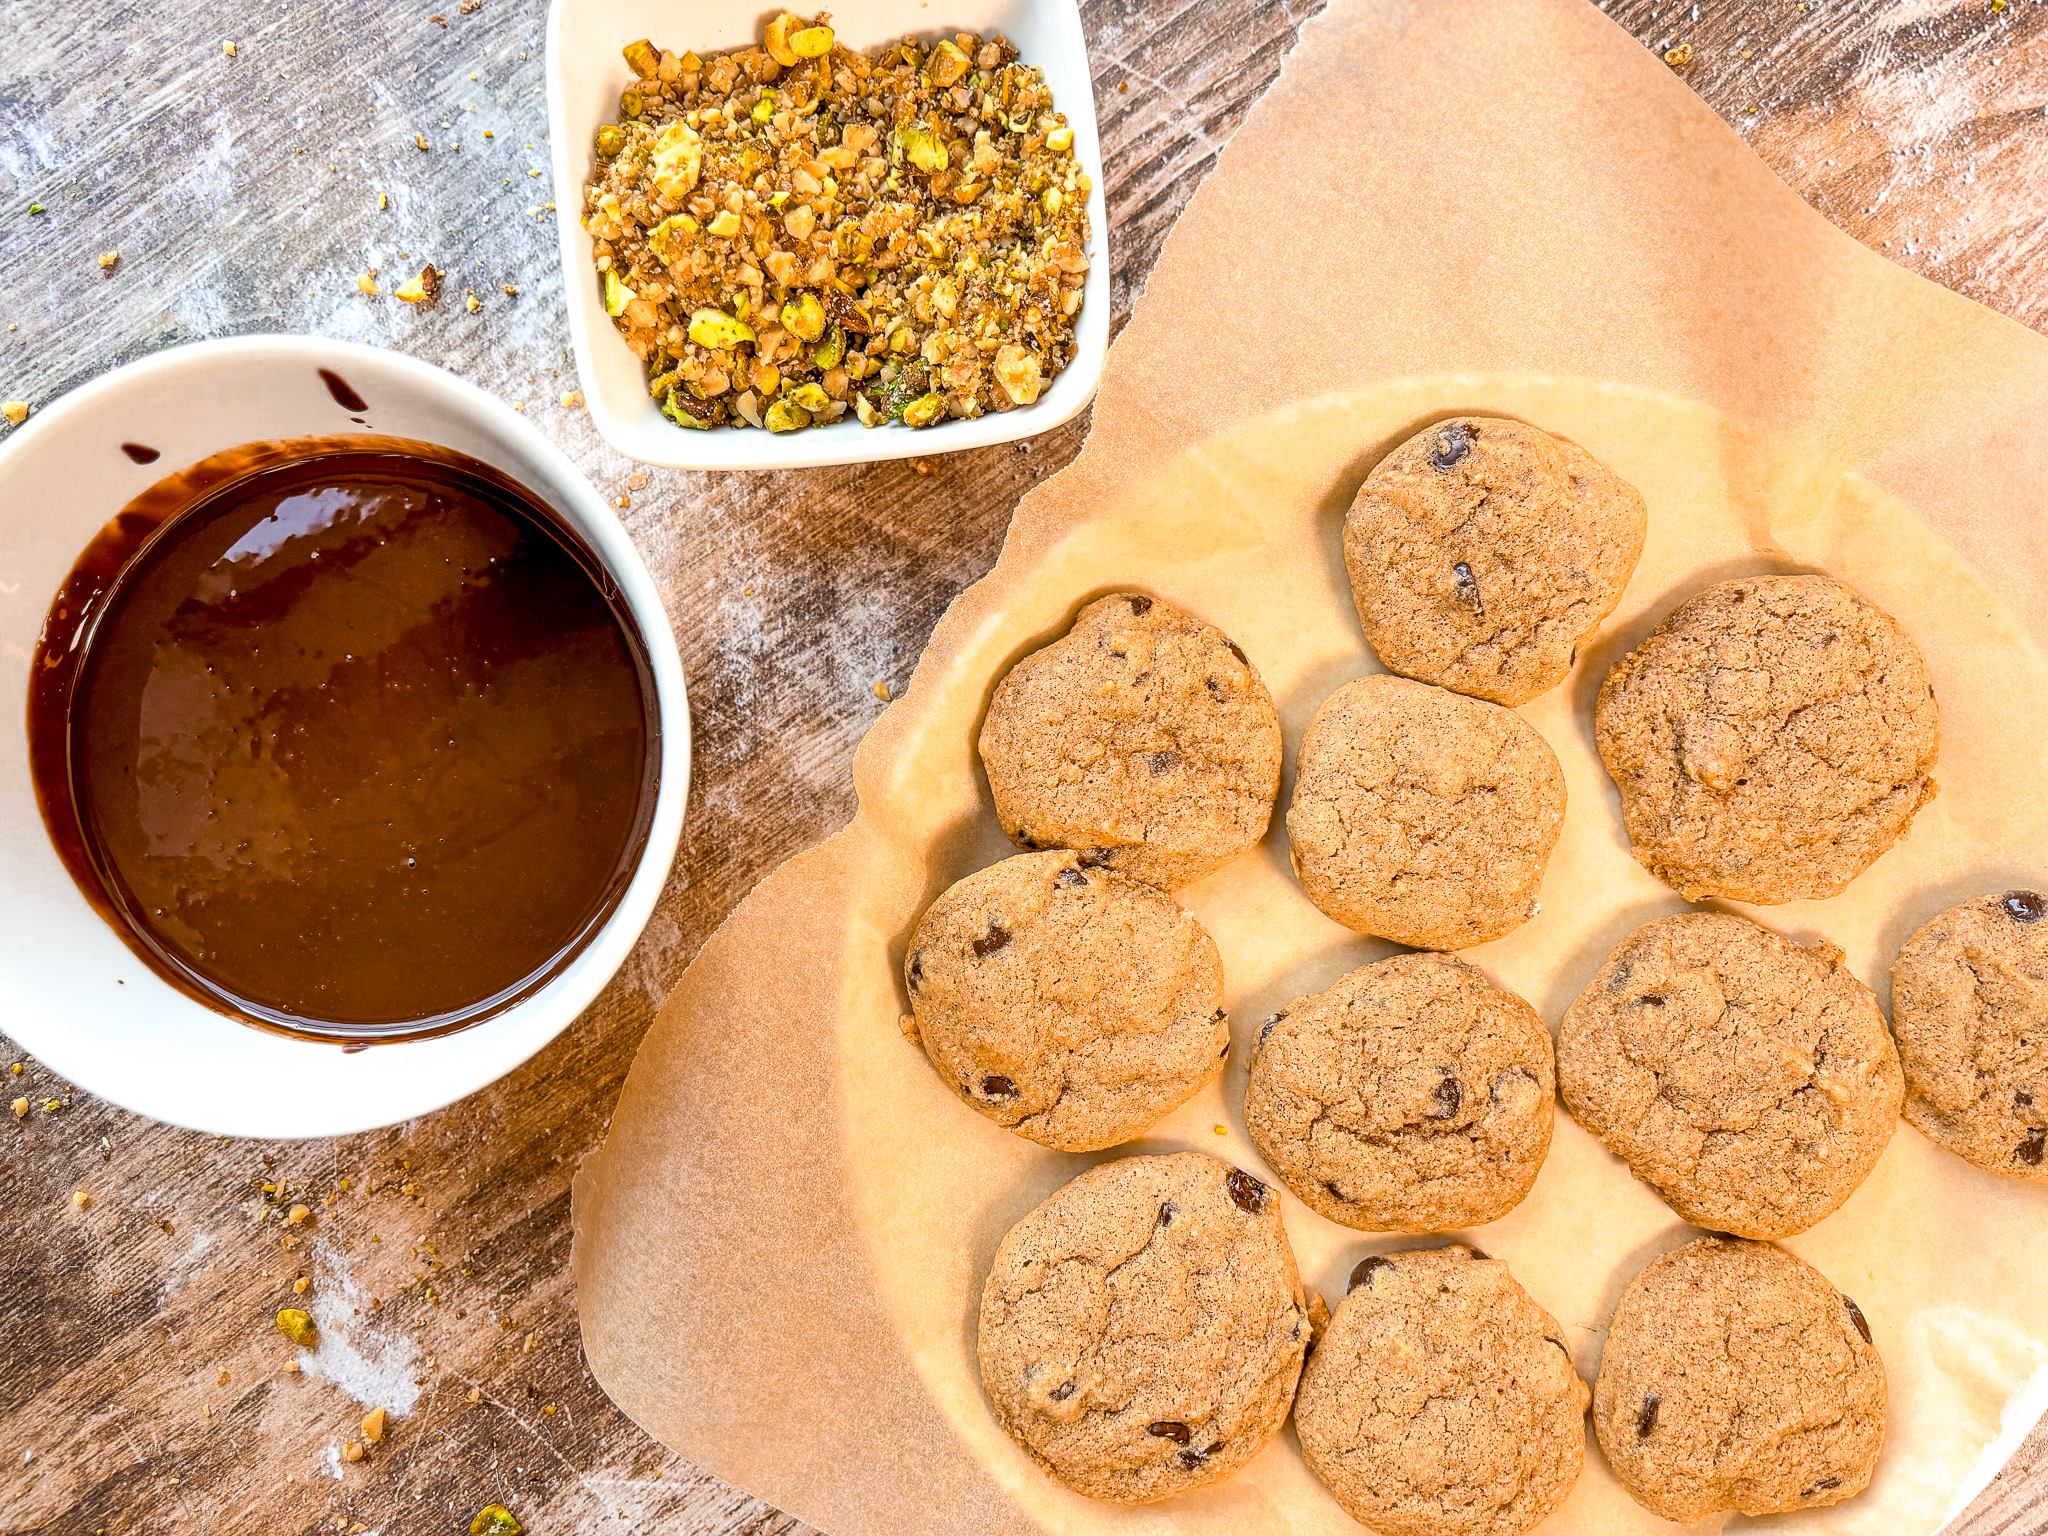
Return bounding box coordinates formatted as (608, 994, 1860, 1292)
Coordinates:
(662, 392, 712, 429)
(1046, 125, 1073, 153)
(622, 38, 658, 77)
(468, 1508, 522, 1536)
(926, 38, 972, 87)
(781, 290, 825, 342)
(751, 96, 774, 125)
(604, 269, 632, 316)
(901, 392, 946, 428)
(97, 249, 119, 272)
(787, 383, 829, 412)
(854, 392, 882, 427)
(644, 212, 699, 264)
(648, 120, 702, 198)
(594, 124, 627, 160)
(762, 13, 802, 67)
(764, 398, 811, 432)
(706, 208, 741, 238)
(810, 324, 844, 370)
(620, 91, 643, 118)
(789, 24, 834, 58)
(898, 122, 949, 173)
(275, 1308, 318, 1348)
(687, 307, 755, 348)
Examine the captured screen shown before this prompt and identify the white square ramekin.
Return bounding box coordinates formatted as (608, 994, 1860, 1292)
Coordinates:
(545, 0, 1110, 470)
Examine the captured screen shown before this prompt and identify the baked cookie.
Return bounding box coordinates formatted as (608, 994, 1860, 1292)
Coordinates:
(1296, 1245, 1587, 1536)
(1245, 952, 1554, 1231)
(977, 1153, 1309, 1503)
(1891, 890, 2048, 1180)
(1595, 573, 1939, 903)
(978, 593, 1282, 891)
(1286, 674, 1565, 950)
(1558, 912, 1902, 1238)
(904, 851, 1227, 1152)
(1595, 1236, 1887, 1524)
(1343, 416, 1646, 706)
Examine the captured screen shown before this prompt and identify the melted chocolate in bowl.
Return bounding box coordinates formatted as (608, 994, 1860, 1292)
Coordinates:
(29, 436, 660, 1041)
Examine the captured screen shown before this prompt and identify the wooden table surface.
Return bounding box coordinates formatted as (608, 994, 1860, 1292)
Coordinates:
(3, 2, 2045, 1533)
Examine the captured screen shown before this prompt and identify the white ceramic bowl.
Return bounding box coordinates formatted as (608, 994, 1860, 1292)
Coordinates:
(0, 337, 690, 1138)
(546, 0, 1110, 469)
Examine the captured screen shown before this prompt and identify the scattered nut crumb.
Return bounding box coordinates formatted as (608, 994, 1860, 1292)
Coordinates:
(470, 1506, 522, 1536)
(501, 284, 519, 297)
(9, 1063, 21, 1075)
(357, 271, 379, 296)
(97, 250, 120, 273)
(223, 40, 237, 56)
(394, 264, 441, 303)
(907, 457, 936, 476)
(558, 389, 582, 408)
(362, 1406, 389, 1443)
(342, 1440, 365, 1463)
(1213, 1124, 1228, 1136)
(872, 680, 892, 701)
(541, 1404, 558, 1417)
(293, 1276, 310, 1294)
(275, 1307, 318, 1347)
(459, 0, 481, 11)
(288, 1204, 311, 1225)
(415, 133, 431, 151)
(466, 1388, 482, 1403)
(430, 14, 448, 26)
(0, 401, 24, 427)
(1664, 42, 1694, 66)
(72, 1190, 91, 1208)
(11, 1097, 28, 1119)
(626, 473, 647, 491)
(284, 1359, 301, 1374)
(377, 191, 390, 210)
(1118, 79, 1128, 93)
(465, 291, 481, 311)
(218, 1369, 230, 1385)
(614, 495, 630, 508)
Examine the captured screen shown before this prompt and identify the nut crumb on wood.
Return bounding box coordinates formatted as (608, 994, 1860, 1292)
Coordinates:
(1, 401, 27, 426)
(559, 389, 582, 407)
(470, 1506, 522, 1536)
(872, 679, 892, 700)
(342, 1440, 365, 1463)
(394, 264, 441, 303)
(97, 249, 119, 272)
(223, 39, 236, 56)
(293, 1276, 310, 1294)
(357, 270, 380, 295)
(72, 1190, 91, 1207)
(275, 1307, 318, 1347)
(11, 1097, 28, 1119)
(897, 1011, 920, 1046)
(362, 1406, 389, 1442)
(1664, 42, 1694, 66)
(415, 133, 431, 151)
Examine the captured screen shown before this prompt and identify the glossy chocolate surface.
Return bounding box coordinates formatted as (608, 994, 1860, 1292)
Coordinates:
(29, 436, 660, 1040)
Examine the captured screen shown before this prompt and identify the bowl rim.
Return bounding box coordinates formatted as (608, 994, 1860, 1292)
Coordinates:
(0, 334, 692, 1137)
(544, 0, 1111, 469)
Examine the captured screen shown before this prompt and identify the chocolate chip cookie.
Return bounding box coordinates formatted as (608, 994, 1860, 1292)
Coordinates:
(977, 1152, 1309, 1504)
(1296, 1245, 1587, 1536)
(978, 593, 1282, 891)
(1595, 574, 1939, 903)
(1891, 890, 2048, 1181)
(1245, 952, 1554, 1232)
(1343, 416, 1646, 706)
(1595, 1236, 1887, 1524)
(1558, 912, 1902, 1238)
(904, 851, 1227, 1152)
(1286, 674, 1565, 950)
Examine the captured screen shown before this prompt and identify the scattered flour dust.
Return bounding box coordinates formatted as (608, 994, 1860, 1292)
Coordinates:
(298, 1239, 420, 1417)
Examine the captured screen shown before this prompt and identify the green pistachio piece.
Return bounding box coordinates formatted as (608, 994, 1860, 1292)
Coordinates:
(764, 399, 812, 433)
(752, 96, 775, 125)
(621, 91, 644, 118)
(781, 290, 825, 342)
(926, 38, 973, 88)
(902, 392, 946, 428)
(603, 269, 632, 317)
(787, 383, 830, 412)
(648, 120, 702, 198)
(663, 392, 713, 430)
(593, 124, 627, 160)
(469, 1508, 523, 1536)
(621, 39, 659, 78)
(275, 1308, 318, 1348)
(810, 324, 844, 370)
(644, 213, 699, 264)
(688, 308, 756, 349)
(898, 122, 950, 174)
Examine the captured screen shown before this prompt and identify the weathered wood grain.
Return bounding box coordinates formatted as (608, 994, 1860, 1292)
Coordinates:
(2, 2, 2044, 1533)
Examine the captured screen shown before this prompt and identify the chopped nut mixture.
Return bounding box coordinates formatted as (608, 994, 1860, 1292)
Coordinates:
(582, 11, 1091, 434)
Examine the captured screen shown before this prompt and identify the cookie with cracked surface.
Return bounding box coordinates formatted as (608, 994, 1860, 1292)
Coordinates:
(904, 850, 1227, 1152)
(1245, 952, 1554, 1231)
(1296, 1245, 1587, 1536)
(1891, 890, 2048, 1181)
(1595, 573, 1939, 903)
(1286, 674, 1565, 950)
(978, 593, 1282, 890)
(1558, 912, 1902, 1238)
(1343, 416, 1646, 706)
(1595, 1236, 1886, 1524)
(976, 1152, 1309, 1504)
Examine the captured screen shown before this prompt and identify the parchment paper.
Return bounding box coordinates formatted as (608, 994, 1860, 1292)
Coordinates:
(572, 1, 2048, 1532)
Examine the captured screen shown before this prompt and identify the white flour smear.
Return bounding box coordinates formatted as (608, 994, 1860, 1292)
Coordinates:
(298, 1241, 421, 1416)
